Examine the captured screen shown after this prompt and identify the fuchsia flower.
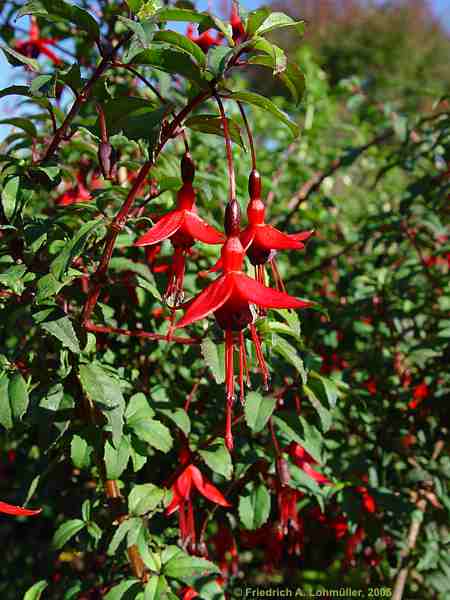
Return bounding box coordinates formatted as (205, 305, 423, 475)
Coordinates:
(177, 200, 312, 450)
(56, 172, 102, 207)
(186, 24, 224, 53)
(408, 381, 429, 409)
(241, 171, 313, 291)
(355, 486, 377, 514)
(16, 17, 61, 65)
(166, 446, 229, 553)
(287, 442, 331, 484)
(0, 500, 41, 517)
(210, 523, 239, 579)
(135, 154, 224, 305)
(230, 3, 246, 43)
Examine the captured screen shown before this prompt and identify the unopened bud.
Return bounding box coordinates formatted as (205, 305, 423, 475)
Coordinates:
(181, 152, 195, 183)
(248, 168, 262, 199)
(276, 457, 291, 486)
(98, 141, 115, 180)
(224, 199, 241, 237)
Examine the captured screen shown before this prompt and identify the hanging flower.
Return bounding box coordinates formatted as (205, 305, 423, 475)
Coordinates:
(0, 500, 41, 516)
(209, 523, 239, 579)
(230, 3, 246, 43)
(287, 442, 331, 484)
(56, 171, 102, 207)
(15, 17, 61, 65)
(135, 154, 224, 306)
(166, 447, 230, 553)
(408, 381, 429, 409)
(241, 170, 313, 291)
(186, 24, 224, 53)
(177, 200, 312, 450)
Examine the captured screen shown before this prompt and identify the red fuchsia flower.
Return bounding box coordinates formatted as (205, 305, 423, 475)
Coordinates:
(241, 170, 313, 292)
(135, 154, 224, 306)
(365, 379, 377, 396)
(166, 448, 230, 553)
(209, 523, 239, 579)
(230, 2, 246, 43)
(240, 524, 284, 570)
(56, 172, 102, 207)
(287, 442, 331, 484)
(355, 486, 377, 514)
(180, 588, 198, 600)
(15, 17, 61, 65)
(0, 500, 41, 516)
(176, 200, 312, 450)
(186, 24, 224, 53)
(275, 484, 304, 555)
(408, 381, 429, 409)
(343, 526, 365, 569)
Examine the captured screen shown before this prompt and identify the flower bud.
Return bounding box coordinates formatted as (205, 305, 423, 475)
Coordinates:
(224, 199, 241, 237)
(181, 152, 195, 183)
(248, 168, 262, 199)
(98, 141, 114, 180)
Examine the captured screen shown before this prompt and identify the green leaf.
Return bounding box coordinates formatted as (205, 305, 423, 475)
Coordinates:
(0, 45, 40, 71)
(163, 549, 219, 583)
(104, 437, 131, 479)
(248, 54, 306, 105)
(1, 176, 20, 220)
(30, 73, 58, 98)
(246, 8, 272, 36)
(153, 30, 206, 68)
(130, 417, 173, 453)
(0, 85, 31, 99)
(52, 519, 86, 549)
(128, 483, 165, 516)
(0, 373, 12, 430)
(101, 98, 171, 142)
(244, 391, 276, 433)
(185, 115, 245, 148)
(107, 519, 138, 555)
(19, 0, 100, 40)
(238, 483, 271, 530)
(133, 47, 205, 85)
(144, 576, 173, 600)
(23, 581, 48, 600)
(33, 307, 81, 353)
(199, 442, 233, 480)
(50, 219, 102, 281)
(303, 384, 332, 432)
(8, 372, 29, 421)
(78, 364, 125, 446)
(272, 413, 323, 463)
(0, 118, 37, 138)
(207, 45, 233, 77)
(200, 338, 225, 384)
(226, 91, 299, 137)
(289, 464, 322, 494)
(157, 407, 190, 435)
(103, 580, 140, 600)
(272, 335, 307, 383)
(255, 13, 305, 37)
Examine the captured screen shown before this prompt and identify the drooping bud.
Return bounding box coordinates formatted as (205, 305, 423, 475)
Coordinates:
(224, 199, 241, 237)
(98, 141, 115, 180)
(276, 456, 291, 487)
(181, 152, 195, 183)
(248, 168, 262, 199)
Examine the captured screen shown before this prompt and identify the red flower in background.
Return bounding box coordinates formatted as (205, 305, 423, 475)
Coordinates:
(209, 523, 239, 579)
(355, 486, 377, 514)
(177, 200, 312, 450)
(136, 155, 224, 305)
(287, 442, 331, 484)
(230, 2, 246, 43)
(180, 587, 198, 600)
(0, 500, 41, 516)
(166, 447, 229, 553)
(344, 526, 365, 568)
(56, 172, 102, 207)
(408, 381, 429, 409)
(186, 24, 224, 53)
(15, 17, 61, 65)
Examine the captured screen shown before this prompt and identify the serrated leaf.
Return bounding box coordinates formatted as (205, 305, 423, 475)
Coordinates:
(199, 442, 233, 479)
(255, 13, 305, 37)
(201, 338, 225, 384)
(163, 549, 219, 583)
(226, 91, 299, 137)
(78, 364, 125, 446)
(104, 437, 131, 479)
(128, 483, 165, 516)
(1, 176, 20, 220)
(52, 519, 86, 549)
(244, 391, 276, 433)
(238, 483, 271, 530)
(33, 307, 80, 353)
(157, 407, 190, 435)
(153, 30, 206, 68)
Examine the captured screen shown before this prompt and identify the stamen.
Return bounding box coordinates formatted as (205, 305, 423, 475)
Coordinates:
(270, 258, 287, 294)
(238, 330, 246, 404)
(225, 329, 235, 451)
(250, 324, 270, 391)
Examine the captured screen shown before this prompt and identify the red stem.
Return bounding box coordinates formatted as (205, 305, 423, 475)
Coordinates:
(237, 101, 256, 170)
(214, 94, 236, 202)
